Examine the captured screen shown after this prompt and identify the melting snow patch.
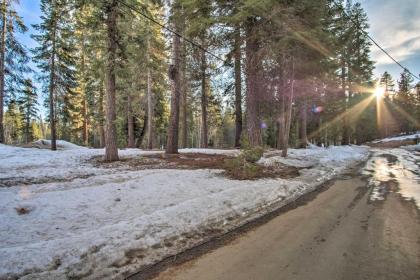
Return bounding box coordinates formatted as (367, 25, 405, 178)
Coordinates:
(0, 144, 369, 279)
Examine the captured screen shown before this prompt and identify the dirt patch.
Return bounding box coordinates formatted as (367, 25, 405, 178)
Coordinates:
(91, 153, 300, 180)
(0, 174, 94, 188)
(92, 153, 229, 170)
(15, 207, 31, 215)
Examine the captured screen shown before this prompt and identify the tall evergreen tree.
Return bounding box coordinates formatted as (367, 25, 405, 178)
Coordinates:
(379, 71, 395, 97)
(0, 0, 30, 143)
(18, 79, 38, 143)
(32, 0, 76, 150)
(166, 0, 183, 154)
(103, 0, 119, 160)
(395, 69, 415, 133)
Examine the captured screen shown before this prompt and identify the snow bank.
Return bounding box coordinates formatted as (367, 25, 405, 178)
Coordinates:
(372, 132, 420, 143)
(0, 144, 369, 279)
(32, 139, 87, 150)
(402, 144, 420, 152)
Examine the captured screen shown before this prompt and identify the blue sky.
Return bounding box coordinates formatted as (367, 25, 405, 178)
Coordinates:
(361, 0, 420, 82)
(15, 0, 41, 53)
(14, 0, 420, 86)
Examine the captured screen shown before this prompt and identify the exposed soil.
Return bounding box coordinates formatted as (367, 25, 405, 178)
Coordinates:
(92, 153, 301, 180)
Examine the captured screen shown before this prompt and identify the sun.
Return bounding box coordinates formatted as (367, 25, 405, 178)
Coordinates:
(374, 86, 385, 98)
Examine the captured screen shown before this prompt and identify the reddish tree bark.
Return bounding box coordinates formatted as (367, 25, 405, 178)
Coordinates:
(200, 47, 208, 148)
(299, 91, 308, 148)
(245, 18, 262, 147)
(0, 0, 6, 143)
(49, 13, 57, 151)
(234, 27, 242, 148)
(127, 94, 135, 148)
(166, 5, 182, 154)
(104, 0, 119, 161)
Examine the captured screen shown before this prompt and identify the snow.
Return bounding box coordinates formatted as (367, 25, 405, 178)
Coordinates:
(0, 143, 369, 279)
(364, 148, 420, 208)
(402, 144, 420, 152)
(371, 132, 420, 143)
(32, 139, 88, 150)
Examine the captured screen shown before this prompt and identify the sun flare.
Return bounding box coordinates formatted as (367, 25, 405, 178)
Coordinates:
(374, 86, 385, 98)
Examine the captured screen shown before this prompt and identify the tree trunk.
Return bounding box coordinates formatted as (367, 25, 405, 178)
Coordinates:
(49, 17, 57, 151)
(166, 6, 182, 154)
(299, 91, 307, 148)
(127, 94, 135, 148)
(98, 85, 105, 148)
(179, 21, 188, 149)
(146, 41, 155, 149)
(245, 18, 262, 147)
(138, 114, 147, 147)
(200, 47, 208, 148)
(25, 116, 30, 144)
(234, 27, 242, 148)
(0, 0, 6, 143)
(277, 64, 286, 150)
(81, 37, 88, 147)
(82, 98, 88, 146)
(341, 57, 349, 145)
(40, 115, 46, 139)
(104, 0, 119, 161)
(281, 56, 295, 157)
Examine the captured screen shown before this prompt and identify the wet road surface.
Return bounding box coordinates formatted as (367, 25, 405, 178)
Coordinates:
(153, 149, 420, 280)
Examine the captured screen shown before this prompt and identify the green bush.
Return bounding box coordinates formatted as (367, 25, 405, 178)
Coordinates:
(224, 156, 263, 180)
(223, 146, 264, 180)
(242, 146, 264, 163)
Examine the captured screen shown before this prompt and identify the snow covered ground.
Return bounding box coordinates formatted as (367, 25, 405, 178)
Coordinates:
(0, 142, 368, 279)
(371, 132, 420, 143)
(403, 144, 420, 152)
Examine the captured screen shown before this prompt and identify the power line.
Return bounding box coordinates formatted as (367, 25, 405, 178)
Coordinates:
(119, 0, 419, 81)
(333, 1, 420, 81)
(116, 0, 225, 63)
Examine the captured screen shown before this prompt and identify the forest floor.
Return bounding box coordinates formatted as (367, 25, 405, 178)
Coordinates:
(92, 152, 301, 180)
(0, 142, 377, 280)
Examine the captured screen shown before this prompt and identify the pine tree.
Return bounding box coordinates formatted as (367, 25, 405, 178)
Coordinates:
(32, 0, 76, 150)
(3, 99, 21, 142)
(379, 71, 395, 97)
(0, 0, 30, 143)
(166, 0, 183, 154)
(103, 0, 119, 160)
(379, 71, 396, 137)
(18, 79, 38, 143)
(395, 69, 415, 133)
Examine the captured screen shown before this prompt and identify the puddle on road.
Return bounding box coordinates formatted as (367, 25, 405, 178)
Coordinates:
(363, 150, 420, 209)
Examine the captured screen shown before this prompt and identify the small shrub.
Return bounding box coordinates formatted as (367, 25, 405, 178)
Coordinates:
(242, 146, 264, 163)
(239, 133, 251, 149)
(223, 146, 264, 180)
(224, 156, 263, 180)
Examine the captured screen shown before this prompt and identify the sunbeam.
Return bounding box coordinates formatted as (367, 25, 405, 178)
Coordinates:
(387, 101, 420, 129)
(308, 93, 376, 140)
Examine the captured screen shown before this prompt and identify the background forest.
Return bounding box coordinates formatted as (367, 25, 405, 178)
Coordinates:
(1, 0, 419, 160)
